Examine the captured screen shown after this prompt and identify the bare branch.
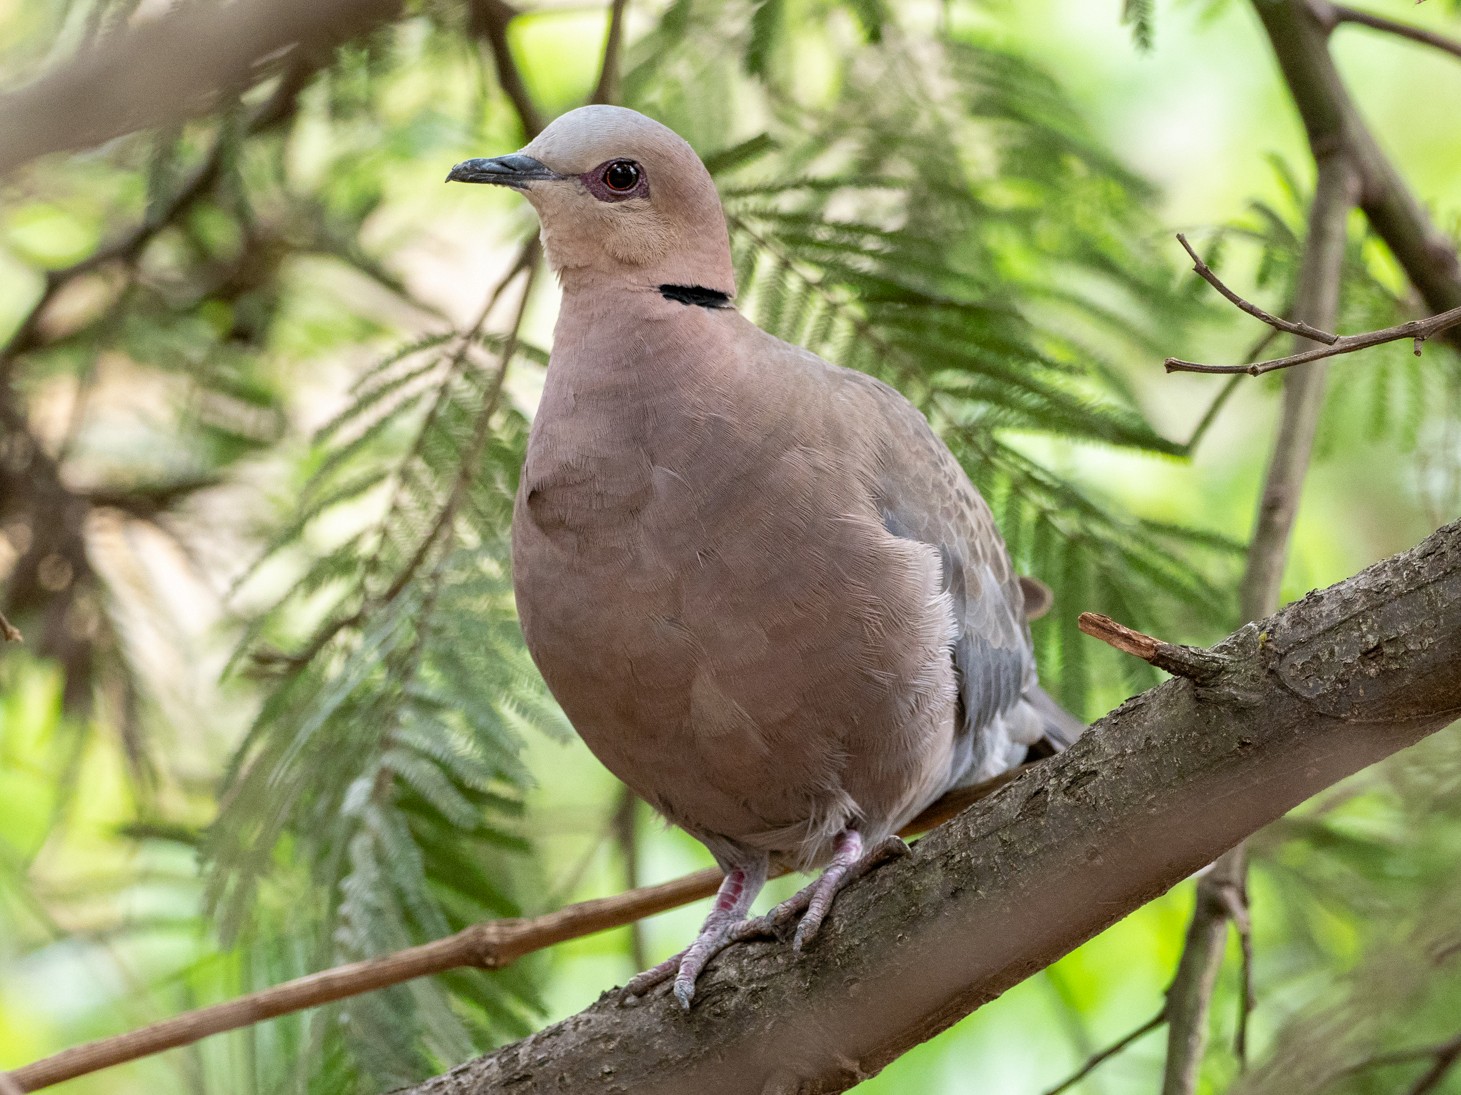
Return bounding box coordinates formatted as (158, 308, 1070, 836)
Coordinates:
(469, 0, 545, 138)
(1162, 847, 1249, 1095)
(1175, 233, 1337, 344)
(1162, 83, 1359, 1095)
(9, 762, 1018, 1091)
(1238, 144, 1355, 624)
(590, 0, 631, 105)
(0, 0, 401, 179)
(1077, 612, 1230, 683)
(1164, 304, 1461, 375)
(1313, 0, 1461, 64)
(1222, 871, 1256, 1069)
(1254, 0, 1461, 338)
(1041, 1009, 1167, 1095)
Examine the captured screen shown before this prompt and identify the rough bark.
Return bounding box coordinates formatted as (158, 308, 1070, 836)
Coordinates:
(400, 520, 1461, 1095)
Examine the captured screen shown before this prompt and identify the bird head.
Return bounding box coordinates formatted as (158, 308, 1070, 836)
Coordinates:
(448, 105, 735, 298)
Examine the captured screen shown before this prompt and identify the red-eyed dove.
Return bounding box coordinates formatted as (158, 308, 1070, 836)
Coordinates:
(447, 106, 1082, 1009)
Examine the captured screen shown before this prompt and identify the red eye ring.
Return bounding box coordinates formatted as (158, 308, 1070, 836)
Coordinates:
(602, 160, 641, 192)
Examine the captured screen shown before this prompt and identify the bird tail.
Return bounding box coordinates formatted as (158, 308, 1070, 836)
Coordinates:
(1025, 685, 1085, 755)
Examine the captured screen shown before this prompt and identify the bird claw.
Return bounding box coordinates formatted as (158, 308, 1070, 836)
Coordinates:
(619, 951, 683, 1001)
(736, 834, 913, 952)
(619, 921, 744, 1010)
(618, 834, 912, 1009)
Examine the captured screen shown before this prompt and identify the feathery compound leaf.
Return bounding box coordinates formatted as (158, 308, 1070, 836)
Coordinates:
(211, 263, 554, 1076)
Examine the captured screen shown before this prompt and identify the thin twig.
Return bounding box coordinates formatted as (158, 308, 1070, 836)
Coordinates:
(1162, 846, 1249, 1095)
(1041, 1008, 1167, 1095)
(613, 787, 647, 970)
(471, 0, 544, 138)
(9, 769, 1017, 1092)
(1219, 874, 1255, 1068)
(1175, 233, 1337, 344)
(1077, 613, 1230, 684)
(1165, 303, 1461, 375)
(589, 0, 630, 105)
(1314, 0, 1461, 63)
(0, 611, 21, 643)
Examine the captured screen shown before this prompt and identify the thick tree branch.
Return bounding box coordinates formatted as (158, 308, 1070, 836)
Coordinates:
(0, 0, 401, 179)
(391, 519, 1461, 1095)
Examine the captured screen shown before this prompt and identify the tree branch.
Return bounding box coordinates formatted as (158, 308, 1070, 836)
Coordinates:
(14, 518, 1461, 1093)
(0, 0, 401, 179)
(1160, 89, 1360, 1094)
(1076, 612, 1230, 683)
(1164, 302, 1461, 375)
(6, 766, 1019, 1091)
(1162, 846, 1250, 1095)
(590, 0, 631, 105)
(1172, 233, 1337, 345)
(468, 0, 545, 139)
(386, 518, 1461, 1095)
(1041, 1008, 1167, 1095)
(1314, 0, 1461, 64)
(1164, 228, 1461, 380)
(1252, 0, 1461, 340)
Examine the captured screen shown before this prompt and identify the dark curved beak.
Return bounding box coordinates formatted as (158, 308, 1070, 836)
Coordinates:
(445, 153, 560, 188)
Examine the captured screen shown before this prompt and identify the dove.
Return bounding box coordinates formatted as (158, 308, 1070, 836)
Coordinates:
(447, 105, 1082, 1009)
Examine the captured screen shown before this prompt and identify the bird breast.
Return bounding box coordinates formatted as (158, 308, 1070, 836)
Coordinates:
(510, 319, 960, 866)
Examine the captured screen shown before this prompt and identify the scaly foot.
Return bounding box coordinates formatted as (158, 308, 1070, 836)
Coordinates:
(736, 832, 911, 951)
(620, 858, 767, 1010)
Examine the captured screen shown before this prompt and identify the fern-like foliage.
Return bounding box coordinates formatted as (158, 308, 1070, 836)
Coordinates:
(211, 258, 563, 1085)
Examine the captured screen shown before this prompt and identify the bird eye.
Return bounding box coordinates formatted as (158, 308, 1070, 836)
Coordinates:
(601, 160, 641, 192)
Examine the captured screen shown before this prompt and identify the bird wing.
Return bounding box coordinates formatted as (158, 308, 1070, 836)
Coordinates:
(837, 368, 1078, 777)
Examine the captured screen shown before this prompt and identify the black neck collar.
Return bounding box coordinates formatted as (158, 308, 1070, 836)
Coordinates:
(659, 284, 733, 310)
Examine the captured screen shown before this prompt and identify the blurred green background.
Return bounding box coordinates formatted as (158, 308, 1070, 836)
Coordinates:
(1, 0, 1459, 1092)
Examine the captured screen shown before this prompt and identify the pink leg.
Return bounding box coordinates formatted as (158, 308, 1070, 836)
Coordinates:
(622, 857, 768, 1010)
(736, 832, 911, 951)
